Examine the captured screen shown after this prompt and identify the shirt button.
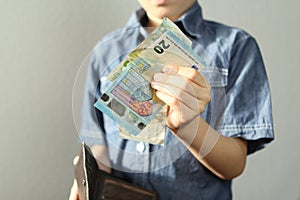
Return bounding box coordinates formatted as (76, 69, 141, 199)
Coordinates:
(136, 142, 145, 153)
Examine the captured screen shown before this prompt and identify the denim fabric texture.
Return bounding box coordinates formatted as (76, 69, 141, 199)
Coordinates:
(79, 2, 274, 199)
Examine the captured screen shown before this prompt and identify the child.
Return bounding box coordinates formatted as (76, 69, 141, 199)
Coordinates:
(69, 0, 274, 199)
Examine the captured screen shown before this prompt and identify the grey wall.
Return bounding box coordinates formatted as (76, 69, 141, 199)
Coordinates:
(201, 1, 300, 199)
(0, 0, 299, 199)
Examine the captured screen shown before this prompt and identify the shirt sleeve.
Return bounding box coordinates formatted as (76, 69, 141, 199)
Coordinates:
(219, 34, 274, 154)
(80, 51, 107, 146)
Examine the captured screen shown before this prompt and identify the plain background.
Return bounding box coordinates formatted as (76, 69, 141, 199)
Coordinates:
(0, 0, 299, 199)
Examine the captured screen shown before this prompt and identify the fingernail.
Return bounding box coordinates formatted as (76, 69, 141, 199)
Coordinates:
(73, 156, 79, 166)
(163, 66, 171, 73)
(153, 73, 162, 81)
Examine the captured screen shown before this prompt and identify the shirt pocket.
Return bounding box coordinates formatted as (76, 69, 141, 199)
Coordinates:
(201, 67, 228, 87)
(200, 67, 228, 129)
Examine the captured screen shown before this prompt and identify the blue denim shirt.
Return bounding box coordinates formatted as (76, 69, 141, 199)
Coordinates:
(80, 2, 274, 199)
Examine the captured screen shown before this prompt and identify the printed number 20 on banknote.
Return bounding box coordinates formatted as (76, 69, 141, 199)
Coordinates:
(94, 18, 205, 144)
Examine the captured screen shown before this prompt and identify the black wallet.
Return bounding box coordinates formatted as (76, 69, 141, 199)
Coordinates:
(74, 143, 157, 200)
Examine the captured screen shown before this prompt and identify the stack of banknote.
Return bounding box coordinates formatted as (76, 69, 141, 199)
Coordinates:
(94, 18, 205, 145)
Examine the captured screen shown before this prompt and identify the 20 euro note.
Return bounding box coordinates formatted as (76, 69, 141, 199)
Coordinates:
(94, 18, 205, 145)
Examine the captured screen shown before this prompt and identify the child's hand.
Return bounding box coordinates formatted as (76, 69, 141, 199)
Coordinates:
(151, 66, 210, 131)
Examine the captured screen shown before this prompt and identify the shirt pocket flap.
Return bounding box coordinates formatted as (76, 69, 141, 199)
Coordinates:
(201, 67, 228, 87)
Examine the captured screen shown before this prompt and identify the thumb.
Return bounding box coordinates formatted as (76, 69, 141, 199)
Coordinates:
(69, 179, 79, 200)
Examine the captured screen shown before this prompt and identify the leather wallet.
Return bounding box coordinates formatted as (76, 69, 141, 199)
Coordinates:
(74, 143, 157, 200)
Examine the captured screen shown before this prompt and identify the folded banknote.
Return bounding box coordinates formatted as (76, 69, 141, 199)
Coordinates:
(94, 18, 205, 145)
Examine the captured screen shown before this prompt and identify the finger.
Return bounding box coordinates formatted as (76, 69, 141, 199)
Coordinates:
(152, 72, 210, 101)
(69, 179, 79, 200)
(73, 155, 79, 166)
(155, 89, 199, 124)
(164, 66, 210, 89)
(151, 82, 204, 111)
(96, 161, 111, 173)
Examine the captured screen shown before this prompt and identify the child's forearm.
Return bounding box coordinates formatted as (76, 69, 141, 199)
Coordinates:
(173, 116, 248, 180)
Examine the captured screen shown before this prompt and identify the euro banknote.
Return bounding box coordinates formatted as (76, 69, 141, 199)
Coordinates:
(94, 18, 205, 145)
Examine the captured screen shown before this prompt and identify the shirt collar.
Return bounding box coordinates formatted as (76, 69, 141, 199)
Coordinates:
(175, 1, 203, 37)
(125, 8, 148, 29)
(125, 1, 203, 37)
